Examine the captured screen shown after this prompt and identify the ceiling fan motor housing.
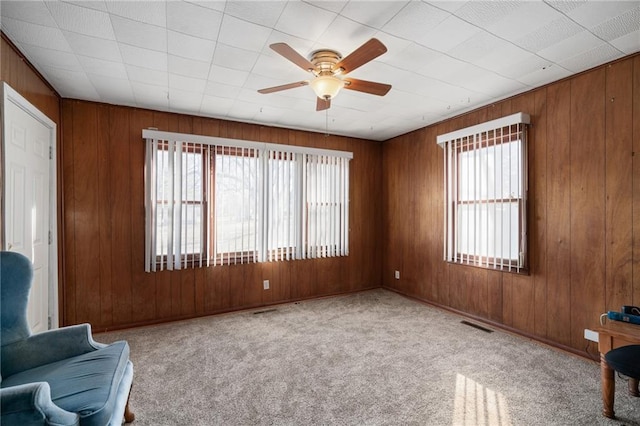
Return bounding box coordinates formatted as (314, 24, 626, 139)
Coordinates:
(309, 50, 343, 76)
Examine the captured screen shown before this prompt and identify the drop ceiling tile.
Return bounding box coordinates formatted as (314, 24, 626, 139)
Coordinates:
(498, 54, 555, 80)
(461, 72, 527, 99)
(474, 44, 535, 74)
(111, 16, 167, 51)
(105, 1, 166, 26)
(382, 2, 449, 41)
(1, 18, 73, 52)
(167, 1, 222, 41)
(275, 2, 336, 41)
(204, 82, 242, 99)
(168, 88, 204, 112)
(537, 30, 603, 63)
(515, 15, 583, 52)
(169, 55, 210, 79)
(62, 31, 122, 62)
(484, 2, 562, 42)
(383, 42, 443, 72)
(566, 1, 639, 29)
(64, 1, 108, 13)
(315, 16, 377, 54)
(304, 1, 347, 14)
(447, 31, 512, 63)
(88, 74, 133, 100)
(389, 70, 434, 97)
(213, 44, 260, 72)
(131, 82, 169, 109)
(119, 44, 168, 72)
(228, 99, 263, 121)
(169, 73, 207, 94)
(18, 44, 82, 72)
(218, 14, 272, 52)
(47, 1, 114, 40)
(610, 29, 640, 54)
(418, 15, 481, 53)
(429, 1, 469, 14)
(334, 91, 381, 112)
(591, 6, 640, 42)
(416, 54, 470, 82)
(209, 65, 249, 87)
(340, 1, 408, 29)
(78, 55, 128, 79)
(544, 0, 587, 15)
(252, 105, 287, 123)
(1, 1, 57, 27)
(188, 1, 226, 13)
(453, 1, 524, 28)
(168, 31, 216, 62)
(200, 95, 234, 117)
(44, 69, 99, 100)
(126, 64, 168, 86)
(558, 43, 622, 73)
(224, 1, 287, 27)
(517, 64, 572, 88)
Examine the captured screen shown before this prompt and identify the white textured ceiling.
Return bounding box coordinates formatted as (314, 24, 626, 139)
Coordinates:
(1, 1, 639, 141)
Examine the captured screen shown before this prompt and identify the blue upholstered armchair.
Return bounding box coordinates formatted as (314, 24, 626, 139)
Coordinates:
(0, 251, 134, 425)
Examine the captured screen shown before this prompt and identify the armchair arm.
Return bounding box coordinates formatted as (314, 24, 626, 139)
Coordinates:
(0, 382, 79, 426)
(1, 324, 105, 377)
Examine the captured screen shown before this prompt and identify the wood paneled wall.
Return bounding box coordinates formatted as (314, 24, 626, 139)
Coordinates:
(60, 101, 382, 330)
(0, 35, 60, 123)
(382, 54, 640, 354)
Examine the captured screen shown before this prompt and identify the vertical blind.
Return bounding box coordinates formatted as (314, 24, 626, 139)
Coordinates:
(143, 129, 352, 272)
(437, 113, 530, 272)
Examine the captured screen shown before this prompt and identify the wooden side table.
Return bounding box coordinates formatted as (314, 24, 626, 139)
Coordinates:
(594, 321, 640, 418)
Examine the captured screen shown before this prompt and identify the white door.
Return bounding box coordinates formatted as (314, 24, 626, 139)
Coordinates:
(2, 83, 57, 333)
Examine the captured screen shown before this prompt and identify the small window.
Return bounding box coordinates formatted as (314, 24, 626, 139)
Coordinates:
(438, 113, 529, 272)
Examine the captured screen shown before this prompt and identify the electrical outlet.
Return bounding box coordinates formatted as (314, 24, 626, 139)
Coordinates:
(394, 270, 400, 280)
(584, 328, 599, 343)
(263, 280, 270, 290)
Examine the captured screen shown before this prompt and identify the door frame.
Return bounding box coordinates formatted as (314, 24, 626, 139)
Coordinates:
(1, 81, 59, 329)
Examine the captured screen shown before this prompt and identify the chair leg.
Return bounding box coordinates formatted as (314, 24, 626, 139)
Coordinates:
(629, 378, 639, 397)
(124, 386, 135, 423)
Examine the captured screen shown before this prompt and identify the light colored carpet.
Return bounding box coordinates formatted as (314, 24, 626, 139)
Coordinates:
(99, 289, 640, 425)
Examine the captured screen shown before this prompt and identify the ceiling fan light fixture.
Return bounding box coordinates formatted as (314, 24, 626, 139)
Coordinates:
(310, 75, 344, 99)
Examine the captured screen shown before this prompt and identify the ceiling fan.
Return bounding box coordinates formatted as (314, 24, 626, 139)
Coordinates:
(257, 38, 392, 111)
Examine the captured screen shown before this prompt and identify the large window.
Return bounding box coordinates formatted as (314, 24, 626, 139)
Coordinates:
(143, 130, 351, 272)
(438, 113, 529, 272)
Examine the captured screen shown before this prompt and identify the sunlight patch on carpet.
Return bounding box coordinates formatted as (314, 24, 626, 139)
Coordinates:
(452, 373, 512, 425)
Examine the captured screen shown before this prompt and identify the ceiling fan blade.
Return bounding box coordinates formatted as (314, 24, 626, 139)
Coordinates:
(334, 38, 387, 74)
(343, 78, 391, 96)
(258, 81, 309, 94)
(270, 43, 315, 72)
(316, 97, 331, 111)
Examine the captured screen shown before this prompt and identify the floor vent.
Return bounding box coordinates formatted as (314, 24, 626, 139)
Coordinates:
(460, 320, 493, 333)
(253, 309, 277, 315)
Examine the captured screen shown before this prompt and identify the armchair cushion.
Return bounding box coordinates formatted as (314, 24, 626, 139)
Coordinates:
(2, 341, 130, 426)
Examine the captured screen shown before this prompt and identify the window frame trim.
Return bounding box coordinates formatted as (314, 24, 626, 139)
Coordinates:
(439, 113, 530, 273)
